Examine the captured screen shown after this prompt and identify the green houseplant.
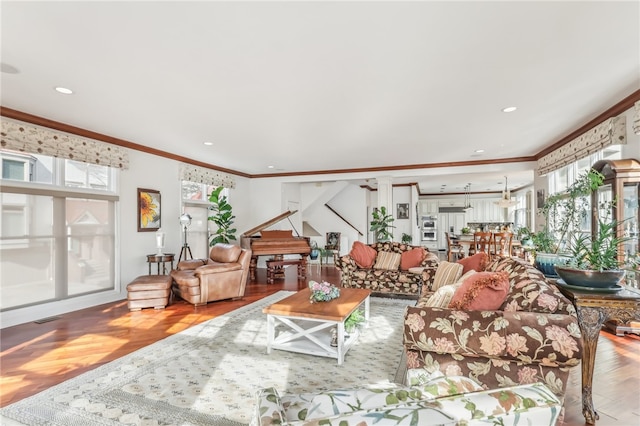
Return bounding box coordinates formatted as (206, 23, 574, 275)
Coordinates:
(208, 186, 237, 245)
(540, 168, 629, 287)
(370, 206, 395, 242)
(533, 169, 604, 276)
(401, 233, 412, 244)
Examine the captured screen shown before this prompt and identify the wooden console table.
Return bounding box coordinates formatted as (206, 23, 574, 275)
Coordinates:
(554, 283, 640, 424)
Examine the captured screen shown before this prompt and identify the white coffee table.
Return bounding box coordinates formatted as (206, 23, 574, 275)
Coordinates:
(262, 288, 371, 365)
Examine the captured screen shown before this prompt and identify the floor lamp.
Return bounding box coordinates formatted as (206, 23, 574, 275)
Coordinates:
(178, 213, 193, 262)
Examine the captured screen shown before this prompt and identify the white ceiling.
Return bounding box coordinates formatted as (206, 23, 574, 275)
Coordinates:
(1, 1, 639, 194)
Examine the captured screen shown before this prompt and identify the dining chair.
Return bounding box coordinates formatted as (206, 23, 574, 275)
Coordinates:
(445, 232, 465, 262)
(468, 231, 493, 258)
(492, 232, 513, 257)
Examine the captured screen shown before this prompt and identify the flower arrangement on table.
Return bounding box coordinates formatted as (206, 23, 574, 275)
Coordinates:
(309, 280, 340, 303)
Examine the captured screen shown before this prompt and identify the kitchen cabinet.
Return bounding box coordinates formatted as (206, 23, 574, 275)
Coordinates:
(466, 199, 504, 222)
(419, 200, 438, 216)
(438, 212, 466, 250)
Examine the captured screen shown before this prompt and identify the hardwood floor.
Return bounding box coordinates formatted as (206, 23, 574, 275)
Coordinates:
(1, 266, 639, 426)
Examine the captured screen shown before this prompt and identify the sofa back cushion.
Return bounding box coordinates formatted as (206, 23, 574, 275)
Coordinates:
(209, 243, 242, 263)
(400, 247, 426, 270)
(373, 251, 402, 270)
(449, 271, 510, 311)
(349, 241, 378, 268)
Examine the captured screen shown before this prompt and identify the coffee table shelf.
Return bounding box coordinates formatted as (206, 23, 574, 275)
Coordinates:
(263, 288, 370, 365)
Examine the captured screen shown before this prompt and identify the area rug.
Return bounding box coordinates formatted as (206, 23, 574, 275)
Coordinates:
(1, 291, 413, 426)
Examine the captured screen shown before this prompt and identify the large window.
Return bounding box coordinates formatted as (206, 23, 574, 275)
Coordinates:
(180, 181, 230, 259)
(0, 149, 118, 311)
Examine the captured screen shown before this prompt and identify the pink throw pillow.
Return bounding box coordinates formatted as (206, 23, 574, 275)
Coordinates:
(448, 271, 510, 311)
(349, 241, 377, 268)
(457, 252, 489, 274)
(400, 247, 426, 270)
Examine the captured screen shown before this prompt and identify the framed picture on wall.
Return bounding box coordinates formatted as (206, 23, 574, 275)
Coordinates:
(397, 203, 409, 219)
(137, 188, 161, 232)
(536, 189, 546, 209)
(326, 232, 341, 251)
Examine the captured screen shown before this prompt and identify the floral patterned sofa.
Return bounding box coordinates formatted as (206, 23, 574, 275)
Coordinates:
(251, 372, 562, 425)
(403, 255, 583, 405)
(334, 242, 439, 297)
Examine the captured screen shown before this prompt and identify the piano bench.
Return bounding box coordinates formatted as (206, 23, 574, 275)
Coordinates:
(266, 259, 306, 284)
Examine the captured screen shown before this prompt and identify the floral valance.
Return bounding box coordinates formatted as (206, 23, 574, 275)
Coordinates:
(537, 115, 626, 176)
(179, 163, 235, 189)
(633, 101, 640, 136)
(0, 118, 129, 169)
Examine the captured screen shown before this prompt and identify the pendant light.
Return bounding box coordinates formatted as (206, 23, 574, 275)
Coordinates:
(495, 176, 518, 208)
(464, 183, 473, 210)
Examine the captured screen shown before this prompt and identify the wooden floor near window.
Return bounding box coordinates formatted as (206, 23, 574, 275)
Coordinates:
(1, 266, 639, 426)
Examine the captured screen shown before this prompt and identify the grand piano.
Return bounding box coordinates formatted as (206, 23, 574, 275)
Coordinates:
(240, 210, 311, 281)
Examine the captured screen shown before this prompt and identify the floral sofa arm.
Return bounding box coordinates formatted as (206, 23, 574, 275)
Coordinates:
(251, 379, 562, 426)
(404, 306, 582, 366)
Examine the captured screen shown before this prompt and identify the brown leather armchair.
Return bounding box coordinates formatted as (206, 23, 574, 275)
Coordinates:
(171, 243, 251, 306)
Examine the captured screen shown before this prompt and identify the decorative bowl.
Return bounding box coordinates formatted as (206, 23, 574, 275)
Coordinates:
(554, 265, 625, 288)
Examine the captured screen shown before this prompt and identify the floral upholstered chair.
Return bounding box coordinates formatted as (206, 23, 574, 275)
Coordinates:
(403, 255, 583, 406)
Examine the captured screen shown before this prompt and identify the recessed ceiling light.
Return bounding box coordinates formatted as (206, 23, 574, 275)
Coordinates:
(55, 87, 73, 95)
(267, 165, 275, 169)
(203, 142, 213, 146)
(475, 149, 485, 153)
(502, 106, 517, 113)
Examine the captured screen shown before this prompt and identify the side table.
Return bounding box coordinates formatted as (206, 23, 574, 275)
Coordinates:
(554, 282, 640, 424)
(146, 253, 175, 275)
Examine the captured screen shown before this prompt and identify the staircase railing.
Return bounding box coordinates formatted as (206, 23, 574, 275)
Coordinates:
(324, 204, 364, 236)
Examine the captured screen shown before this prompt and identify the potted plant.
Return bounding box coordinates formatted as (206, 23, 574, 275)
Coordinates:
(533, 169, 603, 276)
(344, 309, 366, 334)
(370, 206, 395, 242)
(538, 168, 630, 287)
(208, 186, 237, 245)
(401, 233, 412, 244)
(555, 211, 629, 288)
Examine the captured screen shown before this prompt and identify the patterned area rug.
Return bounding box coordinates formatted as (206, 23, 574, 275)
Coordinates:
(1, 291, 413, 426)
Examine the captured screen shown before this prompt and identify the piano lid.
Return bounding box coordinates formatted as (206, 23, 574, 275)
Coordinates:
(241, 210, 298, 237)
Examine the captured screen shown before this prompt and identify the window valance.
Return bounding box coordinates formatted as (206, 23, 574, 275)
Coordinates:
(0, 118, 129, 169)
(633, 101, 640, 136)
(179, 163, 235, 189)
(537, 115, 626, 176)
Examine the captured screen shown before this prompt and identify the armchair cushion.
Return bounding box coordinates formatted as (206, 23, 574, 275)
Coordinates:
(209, 243, 241, 263)
(349, 241, 377, 268)
(400, 247, 426, 270)
(449, 270, 509, 311)
(373, 250, 401, 270)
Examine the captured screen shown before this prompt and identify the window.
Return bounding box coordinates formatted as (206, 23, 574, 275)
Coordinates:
(0, 149, 118, 311)
(180, 181, 230, 259)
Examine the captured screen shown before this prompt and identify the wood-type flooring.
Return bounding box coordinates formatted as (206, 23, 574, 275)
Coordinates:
(1, 266, 639, 425)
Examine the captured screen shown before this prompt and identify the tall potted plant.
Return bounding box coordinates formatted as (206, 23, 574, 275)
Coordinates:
(370, 206, 395, 242)
(208, 187, 237, 245)
(533, 169, 603, 276)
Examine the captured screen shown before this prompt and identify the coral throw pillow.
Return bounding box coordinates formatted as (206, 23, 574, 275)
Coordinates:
(349, 241, 377, 268)
(457, 252, 489, 274)
(373, 251, 402, 271)
(400, 247, 426, 270)
(449, 271, 510, 311)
